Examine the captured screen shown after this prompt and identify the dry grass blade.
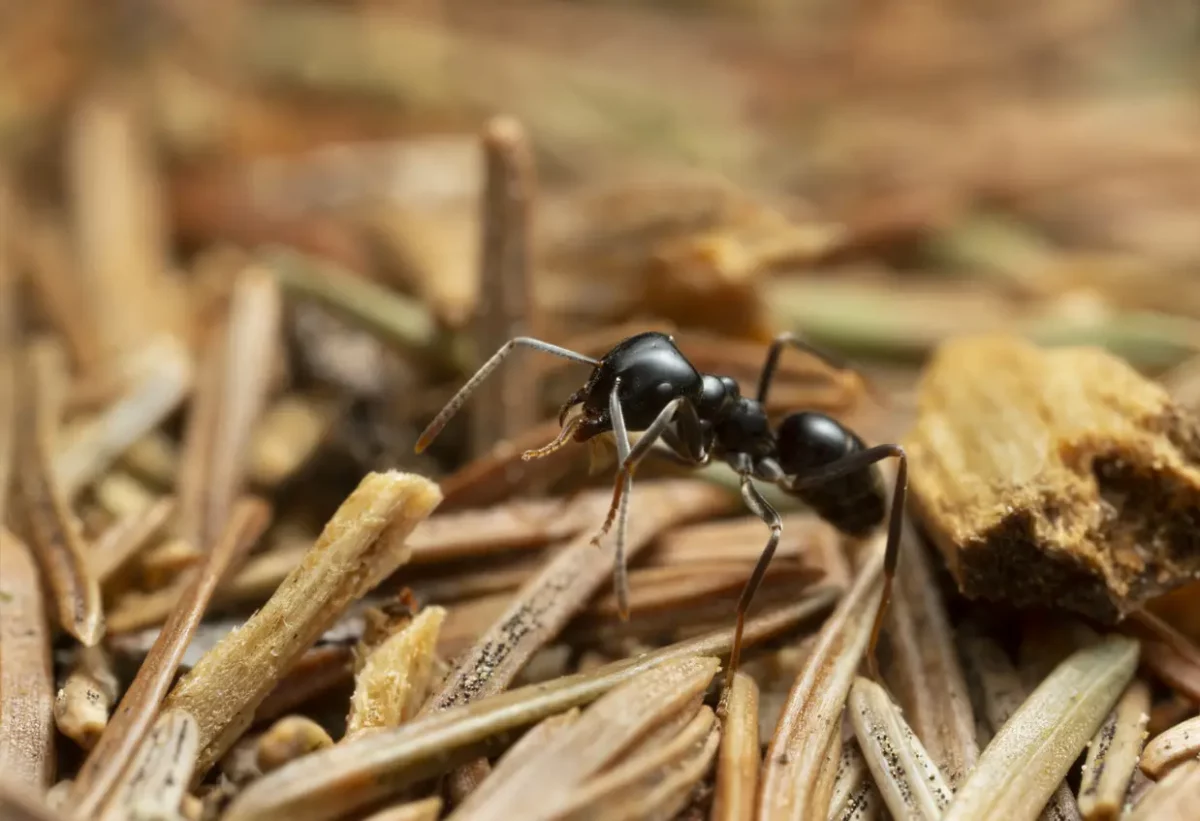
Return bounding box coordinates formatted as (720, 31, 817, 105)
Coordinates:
(1141, 714, 1200, 779)
(551, 706, 720, 821)
(943, 635, 1141, 821)
(0, 528, 56, 789)
(97, 710, 199, 821)
(1077, 678, 1151, 820)
(0, 775, 68, 821)
(449, 656, 720, 821)
(175, 322, 223, 551)
(55, 336, 193, 498)
(90, 495, 176, 581)
(1124, 611, 1200, 703)
(759, 535, 885, 820)
(827, 739, 883, 821)
(1128, 759, 1200, 820)
(14, 343, 104, 645)
(848, 676, 953, 821)
(202, 266, 282, 547)
(423, 480, 732, 712)
(163, 472, 441, 776)
(360, 796, 444, 821)
(53, 646, 118, 751)
(70, 498, 271, 819)
(470, 116, 539, 457)
(257, 716, 334, 773)
(222, 594, 834, 821)
(711, 671, 759, 821)
(345, 606, 446, 738)
(459, 709, 583, 809)
(883, 527, 977, 786)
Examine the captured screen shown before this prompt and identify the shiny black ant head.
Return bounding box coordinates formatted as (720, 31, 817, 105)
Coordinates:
(568, 331, 705, 440)
(775, 411, 866, 476)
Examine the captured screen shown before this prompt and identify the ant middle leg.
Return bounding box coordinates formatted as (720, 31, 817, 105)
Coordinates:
(726, 471, 782, 689)
(789, 444, 908, 682)
(415, 337, 598, 453)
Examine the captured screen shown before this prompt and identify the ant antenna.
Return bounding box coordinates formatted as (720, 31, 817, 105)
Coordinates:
(415, 336, 597, 453)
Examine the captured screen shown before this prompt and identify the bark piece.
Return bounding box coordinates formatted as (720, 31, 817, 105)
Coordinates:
(906, 334, 1200, 622)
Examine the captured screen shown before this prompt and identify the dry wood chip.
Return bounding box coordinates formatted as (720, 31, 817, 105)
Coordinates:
(0, 528, 56, 790)
(551, 706, 721, 821)
(14, 343, 105, 645)
(345, 606, 445, 738)
(422, 480, 732, 713)
(711, 672, 760, 821)
(881, 524, 977, 787)
(1077, 678, 1152, 820)
(90, 495, 176, 582)
(98, 710, 199, 821)
(827, 739, 883, 821)
(163, 471, 440, 777)
(69, 498, 271, 819)
(256, 716, 334, 773)
(222, 596, 831, 821)
(55, 337, 193, 498)
(1141, 714, 1200, 780)
(53, 645, 119, 750)
(943, 635, 1141, 821)
(1128, 758, 1200, 820)
(449, 656, 720, 821)
(759, 535, 885, 820)
(848, 676, 953, 821)
(906, 334, 1200, 622)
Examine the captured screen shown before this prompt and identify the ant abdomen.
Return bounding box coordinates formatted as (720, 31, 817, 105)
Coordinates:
(776, 411, 887, 536)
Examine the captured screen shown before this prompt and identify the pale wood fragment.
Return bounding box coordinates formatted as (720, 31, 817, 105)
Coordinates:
(345, 606, 445, 738)
(1078, 678, 1152, 820)
(53, 646, 119, 750)
(906, 334, 1200, 621)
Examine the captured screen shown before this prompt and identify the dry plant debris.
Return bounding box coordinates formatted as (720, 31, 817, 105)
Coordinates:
(906, 334, 1200, 622)
(1077, 678, 1152, 821)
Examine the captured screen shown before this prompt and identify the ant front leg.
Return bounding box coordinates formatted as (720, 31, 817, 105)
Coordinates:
(415, 337, 598, 453)
(592, 387, 706, 619)
(789, 444, 908, 682)
(726, 472, 782, 689)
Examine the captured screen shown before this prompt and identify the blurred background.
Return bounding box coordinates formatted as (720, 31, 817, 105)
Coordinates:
(10, 0, 1200, 501)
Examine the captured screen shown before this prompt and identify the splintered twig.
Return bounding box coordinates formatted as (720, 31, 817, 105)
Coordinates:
(1077, 678, 1152, 820)
(345, 606, 446, 738)
(15, 343, 104, 645)
(759, 537, 885, 820)
(882, 525, 978, 786)
(423, 481, 732, 712)
(55, 336, 193, 498)
(222, 596, 833, 821)
(163, 472, 441, 777)
(711, 672, 760, 821)
(70, 498, 271, 819)
(848, 676, 954, 821)
(449, 656, 721, 821)
(470, 116, 539, 458)
(0, 529, 56, 790)
(943, 635, 1141, 821)
(97, 710, 199, 821)
(53, 646, 119, 751)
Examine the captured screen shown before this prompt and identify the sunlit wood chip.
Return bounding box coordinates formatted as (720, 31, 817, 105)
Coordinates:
(942, 635, 1140, 821)
(759, 536, 885, 820)
(848, 676, 953, 820)
(345, 606, 445, 738)
(1077, 678, 1151, 820)
(827, 738, 883, 821)
(1141, 714, 1200, 780)
(163, 471, 441, 776)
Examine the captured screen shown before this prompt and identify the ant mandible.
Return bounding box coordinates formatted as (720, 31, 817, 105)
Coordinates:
(414, 331, 907, 684)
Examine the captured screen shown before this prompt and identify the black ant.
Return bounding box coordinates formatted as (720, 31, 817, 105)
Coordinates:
(414, 331, 906, 684)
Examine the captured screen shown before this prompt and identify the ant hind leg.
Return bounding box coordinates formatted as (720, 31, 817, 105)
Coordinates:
(726, 473, 782, 690)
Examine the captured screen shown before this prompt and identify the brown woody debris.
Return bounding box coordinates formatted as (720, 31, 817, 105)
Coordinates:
(906, 334, 1200, 622)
